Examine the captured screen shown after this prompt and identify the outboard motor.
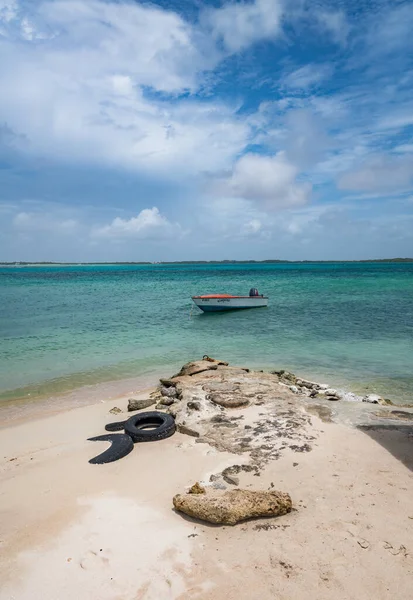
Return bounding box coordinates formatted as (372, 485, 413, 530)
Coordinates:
(249, 288, 259, 297)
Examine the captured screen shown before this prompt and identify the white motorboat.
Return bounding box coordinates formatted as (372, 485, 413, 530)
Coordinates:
(191, 288, 268, 312)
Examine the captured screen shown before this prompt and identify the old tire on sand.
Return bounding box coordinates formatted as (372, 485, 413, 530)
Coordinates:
(88, 433, 134, 464)
(124, 411, 175, 443)
(105, 420, 127, 432)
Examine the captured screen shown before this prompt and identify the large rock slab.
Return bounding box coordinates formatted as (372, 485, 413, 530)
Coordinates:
(173, 488, 292, 525)
(173, 358, 228, 378)
(209, 392, 250, 409)
(127, 398, 155, 411)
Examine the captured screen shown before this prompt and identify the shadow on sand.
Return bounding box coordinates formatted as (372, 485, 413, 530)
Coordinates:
(358, 423, 413, 472)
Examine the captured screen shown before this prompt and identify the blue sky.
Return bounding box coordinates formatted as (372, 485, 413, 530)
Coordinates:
(0, 0, 412, 261)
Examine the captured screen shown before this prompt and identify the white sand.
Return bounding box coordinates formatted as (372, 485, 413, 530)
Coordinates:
(0, 390, 412, 599)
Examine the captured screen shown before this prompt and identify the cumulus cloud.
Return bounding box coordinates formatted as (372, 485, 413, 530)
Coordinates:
(204, 0, 283, 52)
(0, 1, 254, 176)
(214, 152, 311, 209)
(92, 207, 182, 240)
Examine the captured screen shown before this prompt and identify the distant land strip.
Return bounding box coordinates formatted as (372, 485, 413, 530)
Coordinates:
(1, 259, 413, 265)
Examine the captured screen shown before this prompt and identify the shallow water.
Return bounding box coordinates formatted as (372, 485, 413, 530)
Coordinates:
(1, 262, 412, 405)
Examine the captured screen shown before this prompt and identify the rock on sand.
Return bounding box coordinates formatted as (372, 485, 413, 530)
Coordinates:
(173, 488, 292, 525)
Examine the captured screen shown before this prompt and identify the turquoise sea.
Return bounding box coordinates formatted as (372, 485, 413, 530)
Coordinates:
(1, 262, 412, 405)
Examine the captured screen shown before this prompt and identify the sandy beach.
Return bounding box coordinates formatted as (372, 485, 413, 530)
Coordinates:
(0, 360, 412, 600)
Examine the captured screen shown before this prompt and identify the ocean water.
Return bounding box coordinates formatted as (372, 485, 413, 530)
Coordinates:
(1, 262, 412, 405)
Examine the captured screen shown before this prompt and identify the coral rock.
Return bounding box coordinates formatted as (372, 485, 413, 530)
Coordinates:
(173, 488, 292, 525)
(188, 482, 206, 494)
(209, 393, 249, 408)
(127, 398, 155, 411)
(161, 386, 177, 398)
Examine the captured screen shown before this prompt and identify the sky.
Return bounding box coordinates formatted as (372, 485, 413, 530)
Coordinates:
(0, 0, 413, 262)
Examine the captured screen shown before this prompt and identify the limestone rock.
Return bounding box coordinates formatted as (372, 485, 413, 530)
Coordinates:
(362, 394, 382, 404)
(375, 409, 413, 421)
(167, 403, 180, 418)
(289, 385, 299, 394)
(160, 378, 177, 387)
(173, 358, 228, 378)
(378, 397, 394, 406)
(188, 482, 206, 494)
(176, 424, 200, 438)
(127, 398, 155, 411)
(161, 386, 177, 398)
(340, 392, 363, 402)
(203, 355, 228, 364)
(296, 379, 318, 389)
(187, 401, 201, 411)
(279, 372, 297, 384)
(223, 474, 239, 486)
(209, 393, 249, 408)
(109, 406, 122, 414)
(173, 488, 292, 525)
(159, 397, 175, 406)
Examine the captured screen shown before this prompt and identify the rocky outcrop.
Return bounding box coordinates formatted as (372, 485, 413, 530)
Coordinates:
(163, 359, 315, 463)
(161, 357, 403, 460)
(127, 398, 155, 411)
(173, 358, 228, 378)
(173, 488, 292, 525)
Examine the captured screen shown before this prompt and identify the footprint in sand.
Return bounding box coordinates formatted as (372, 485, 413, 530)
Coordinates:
(383, 542, 409, 557)
(79, 549, 109, 570)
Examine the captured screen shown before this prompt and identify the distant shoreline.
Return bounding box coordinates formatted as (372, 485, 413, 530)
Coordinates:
(1, 258, 413, 266)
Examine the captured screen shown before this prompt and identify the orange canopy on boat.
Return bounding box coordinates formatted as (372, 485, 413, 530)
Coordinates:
(194, 294, 239, 299)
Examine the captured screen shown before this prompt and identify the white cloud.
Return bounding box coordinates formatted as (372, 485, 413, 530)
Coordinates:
(282, 64, 333, 91)
(363, 3, 413, 58)
(378, 109, 413, 131)
(338, 154, 413, 193)
(243, 219, 262, 235)
(35, 0, 211, 93)
(92, 207, 182, 240)
(394, 144, 413, 154)
(0, 1, 253, 177)
(204, 0, 283, 52)
(314, 10, 349, 46)
(13, 211, 78, 233)
(214, 152, 310, 209)
(0, 0, 17, 23)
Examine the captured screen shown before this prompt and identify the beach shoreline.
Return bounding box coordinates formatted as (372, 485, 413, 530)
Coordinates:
(1, 357, 411, 429)
(0, 358, 412, 599)
(0, 372, 163, 429)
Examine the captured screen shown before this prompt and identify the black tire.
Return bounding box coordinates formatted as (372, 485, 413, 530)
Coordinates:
(105, 420, 127, 432)
(88, 433, 134, 464)
(124, 411, 175, 443)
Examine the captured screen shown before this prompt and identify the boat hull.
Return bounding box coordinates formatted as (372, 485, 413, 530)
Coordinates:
(192, 296, 268, 312)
